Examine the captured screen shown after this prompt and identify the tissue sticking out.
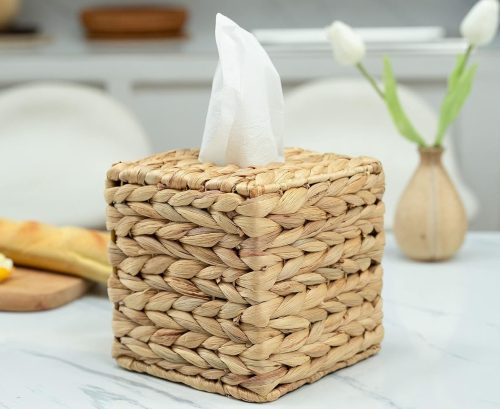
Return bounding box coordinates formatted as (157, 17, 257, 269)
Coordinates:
(199, 14, 285, 167)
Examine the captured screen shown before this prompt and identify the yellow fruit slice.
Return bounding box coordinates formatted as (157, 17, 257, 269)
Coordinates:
(0, 266, 12, 282)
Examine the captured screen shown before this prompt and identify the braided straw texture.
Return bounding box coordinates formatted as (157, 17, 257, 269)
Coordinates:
(105, 148, 385, 402)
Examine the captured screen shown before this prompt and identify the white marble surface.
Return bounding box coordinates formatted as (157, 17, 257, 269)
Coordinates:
(1, 233, 499, 409)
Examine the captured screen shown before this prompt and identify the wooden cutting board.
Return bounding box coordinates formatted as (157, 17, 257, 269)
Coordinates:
(0, 267, 90, 311)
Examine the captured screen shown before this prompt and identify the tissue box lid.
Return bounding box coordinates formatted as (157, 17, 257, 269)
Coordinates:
(107, 148, 382, 197)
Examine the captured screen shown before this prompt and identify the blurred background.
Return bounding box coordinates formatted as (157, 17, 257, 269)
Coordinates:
(1, 0, 499, 230)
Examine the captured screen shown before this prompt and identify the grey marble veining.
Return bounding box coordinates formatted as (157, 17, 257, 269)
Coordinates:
(1, 232, 499, 409)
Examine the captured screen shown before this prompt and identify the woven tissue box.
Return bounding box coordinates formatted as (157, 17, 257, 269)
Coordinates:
(105, 148, 385, 402)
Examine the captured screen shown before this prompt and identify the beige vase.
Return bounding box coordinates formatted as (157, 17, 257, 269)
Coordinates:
(394, 147, 467, 261)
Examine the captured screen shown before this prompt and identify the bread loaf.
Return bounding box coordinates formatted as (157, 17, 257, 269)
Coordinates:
(0, 218, 111, 283)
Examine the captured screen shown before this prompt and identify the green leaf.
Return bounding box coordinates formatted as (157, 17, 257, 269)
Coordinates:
(435, 63, 477, 146)
(448, 53, 467, 91)
(382, 57, 426, 146)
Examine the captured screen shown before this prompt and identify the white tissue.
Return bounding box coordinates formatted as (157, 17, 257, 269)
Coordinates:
(199, 14, 284, 167)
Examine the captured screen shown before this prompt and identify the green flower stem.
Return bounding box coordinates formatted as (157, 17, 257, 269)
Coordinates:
(458, 45, 474, 77)
(356, 63, 385, 100)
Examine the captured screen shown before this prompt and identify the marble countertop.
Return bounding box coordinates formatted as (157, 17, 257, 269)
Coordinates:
(1, 233, 499, 409)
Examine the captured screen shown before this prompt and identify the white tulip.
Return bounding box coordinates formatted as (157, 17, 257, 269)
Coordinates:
(460, 0, 499, 46)
(327, 21, 366, 65)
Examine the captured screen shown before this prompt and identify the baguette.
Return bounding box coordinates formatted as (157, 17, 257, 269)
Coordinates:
(0, 218, 111, 283)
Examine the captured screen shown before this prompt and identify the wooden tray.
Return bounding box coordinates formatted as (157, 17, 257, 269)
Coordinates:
(80, 6, 188, 39)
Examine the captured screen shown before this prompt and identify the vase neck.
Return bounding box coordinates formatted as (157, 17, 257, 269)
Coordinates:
(419, 147, 443, 165)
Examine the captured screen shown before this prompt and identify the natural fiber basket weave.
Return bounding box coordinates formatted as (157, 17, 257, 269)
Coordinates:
(105, 148, 385, 402)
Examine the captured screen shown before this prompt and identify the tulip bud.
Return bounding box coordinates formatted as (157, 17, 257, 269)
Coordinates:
(460, 0, 499, 46)
(327, 21, 366, 65)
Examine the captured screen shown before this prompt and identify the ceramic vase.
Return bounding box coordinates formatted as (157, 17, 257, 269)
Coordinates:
(394, 147, 467, 261)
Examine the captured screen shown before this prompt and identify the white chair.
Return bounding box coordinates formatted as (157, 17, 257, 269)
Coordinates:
(284, 78, 477, 229)
(0, 82, 152, 228)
